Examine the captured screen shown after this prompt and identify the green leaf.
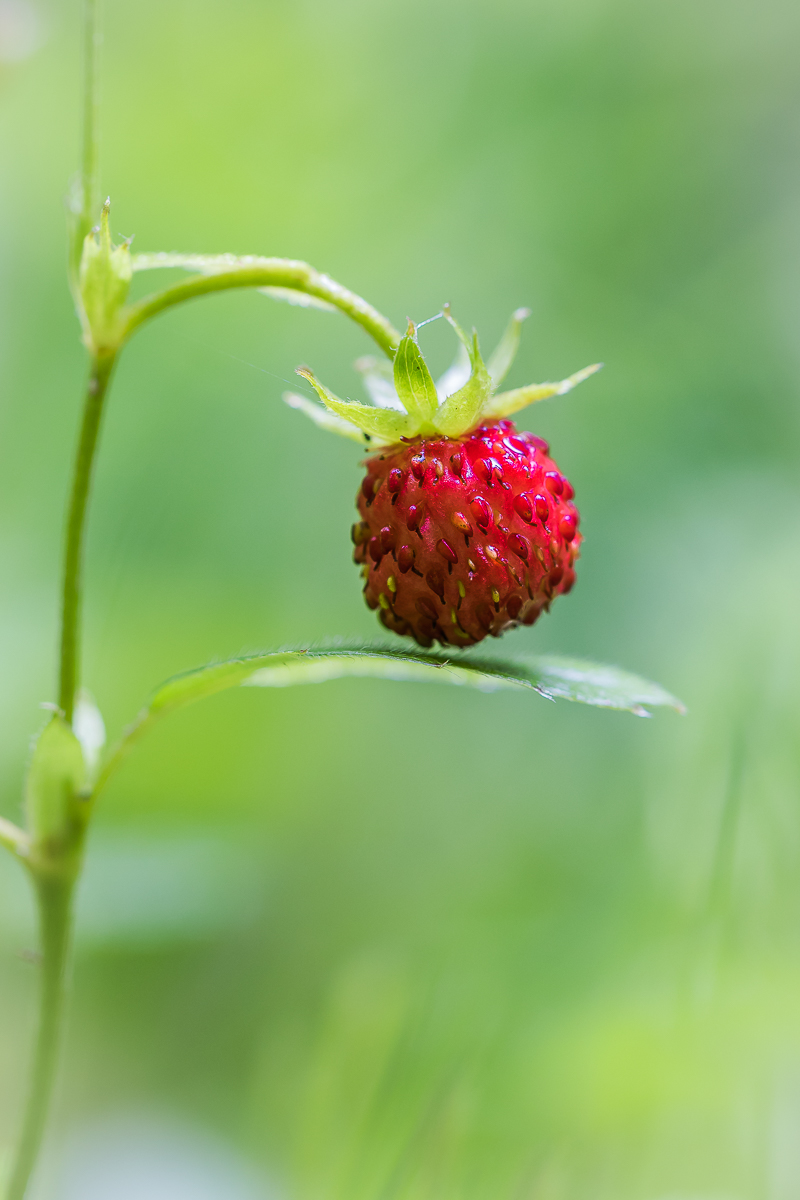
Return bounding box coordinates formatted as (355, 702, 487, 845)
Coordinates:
(520, 656, 686, 716)
(486, 307, 531, 390)
(483, 362, 602, 421)
(95, 643, 684, 797)
(296, 368, 413, 442)
(393, 323, 439, 423)
(25, 715, 87, 842)
(434, 330, 492, 437)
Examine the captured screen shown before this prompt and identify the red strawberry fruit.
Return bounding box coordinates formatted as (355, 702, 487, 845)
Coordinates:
(351, 421, 579, 646)
(286, 306, 599, 648)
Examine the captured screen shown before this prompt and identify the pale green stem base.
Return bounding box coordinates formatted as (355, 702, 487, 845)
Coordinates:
(5, 876, 76, 1200)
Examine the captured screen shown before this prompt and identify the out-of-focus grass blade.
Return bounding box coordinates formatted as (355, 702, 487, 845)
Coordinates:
(95, 643, 684, 797)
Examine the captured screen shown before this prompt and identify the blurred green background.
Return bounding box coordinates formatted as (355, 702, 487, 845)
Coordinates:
(1, 0, 800, 1195)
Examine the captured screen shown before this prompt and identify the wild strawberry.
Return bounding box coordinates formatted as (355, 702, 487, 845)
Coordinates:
(285, 306, 599, 647)
(349, 420, 580, 646)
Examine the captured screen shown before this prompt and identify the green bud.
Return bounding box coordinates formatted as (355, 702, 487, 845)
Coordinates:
(25, 714, 87, 851)
(79, 198, 132, 354)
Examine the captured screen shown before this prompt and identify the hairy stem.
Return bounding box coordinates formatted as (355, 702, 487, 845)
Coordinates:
(5, 876, 76, 1200)
(124, 259, 402, 358)
(59, 354, 116, 723)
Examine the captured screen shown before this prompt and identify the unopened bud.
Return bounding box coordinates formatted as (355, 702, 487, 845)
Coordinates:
(79, 199, 132, 354)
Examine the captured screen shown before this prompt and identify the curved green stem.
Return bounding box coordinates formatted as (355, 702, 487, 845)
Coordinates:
(123, 259, 402, 358)
(5, 875, 76, 1200)
(59, 353, 116, 723)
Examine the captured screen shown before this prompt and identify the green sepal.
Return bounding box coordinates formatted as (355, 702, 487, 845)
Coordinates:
(283, 391, 388, 445)
(296, 368, 415, 442)
(25, 715, 87, 845)
(483, 362, 603, 421)
(487, 307, 531, 390)
(79, 199, 133, 354)
(393, 322, 439, 423)
(434, 329, 492, 438)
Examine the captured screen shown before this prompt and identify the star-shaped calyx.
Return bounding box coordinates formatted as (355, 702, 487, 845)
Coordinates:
(284, 306, 600, 447)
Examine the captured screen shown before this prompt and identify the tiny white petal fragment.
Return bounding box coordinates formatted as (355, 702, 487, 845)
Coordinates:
(74, 691, 106, 778)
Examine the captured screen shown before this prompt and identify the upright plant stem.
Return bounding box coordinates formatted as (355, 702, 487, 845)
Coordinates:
(80, 0, 99, 240)
(5, 876, 76, 1200)
(4, 4, 104, 1194)
(59, 354, 116, 723)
